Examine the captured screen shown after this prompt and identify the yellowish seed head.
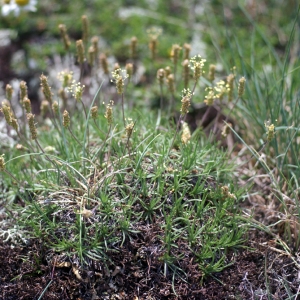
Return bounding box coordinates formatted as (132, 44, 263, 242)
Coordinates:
(183, 43, 191, 60)
(52, 101, 59, 115)
(40, 74, 53, 103)
(130, 36, 138, 59)
(181, 122, 191, 144)
(19, 81, 28, 103)
(23, 97, 31, 113)
(6, 84, 13, 101)
(27, 113, 37, 140)
(238, 77, 246, 97)
(204, 87, 215, 106)
(91, 106, 98, 120)
(180, 89, 192, 115)
(157, 68, 165, 85)
(76, 39, 85, 64)
(167, 74, 175, 94)
(189, 55, 206, 81)
(104, 101, 114, 125)
(0, 155, 5, 171)
(58, 24, 71, 51)
(63, 110, 70, 128)
(1, 102, 12, 125)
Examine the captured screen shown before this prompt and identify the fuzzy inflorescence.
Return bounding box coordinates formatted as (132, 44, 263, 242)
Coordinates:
(111, 68, 129, 94)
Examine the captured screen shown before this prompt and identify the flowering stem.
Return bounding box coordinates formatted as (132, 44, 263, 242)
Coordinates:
(224, 96, 240, 124)
(79, 98, 90, 157)
(3, 169, 21, 185)
(168, 114, 184, 155)
(159, 82, 164, 112)
(92, 124, 111, 163)
(35, 139, 60, 171)
(200, 106, 212, 127)
(68, 128, 84, 148)
(121, 93, 126, 127)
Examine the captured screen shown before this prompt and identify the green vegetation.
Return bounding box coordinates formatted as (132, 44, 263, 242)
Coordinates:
(0, 0, 299, 298)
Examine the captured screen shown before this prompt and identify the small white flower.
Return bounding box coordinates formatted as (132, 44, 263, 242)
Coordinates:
(2, 0, 37, 17)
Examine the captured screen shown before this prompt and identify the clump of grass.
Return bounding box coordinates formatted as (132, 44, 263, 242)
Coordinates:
(0, 14, 251, 290)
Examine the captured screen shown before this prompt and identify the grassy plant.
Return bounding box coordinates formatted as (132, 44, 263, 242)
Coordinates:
(3, 2, 300, 298)
(0, 10, 251, 288)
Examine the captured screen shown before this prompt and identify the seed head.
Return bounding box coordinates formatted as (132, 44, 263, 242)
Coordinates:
(157, 68, 165, 85)
(58, 24, 71, 51)
(130, 36, 138, 59)
(88, 46, 95, 66)
(104, 101, 114, 125)
(6, 84, 13, 101)
(23, 97, 31, 113)
(40, 74, 53, 104)
(76, 39, 85, 64)
(16, 144, 28, 151)
(189, 55, 206, 81)
(170, 44, 181, 64)
(181, 122, 191, 144)
(52, 101, 59, 115)
(183, 43, 191, 60)
(164, 66, 171, 77)
(81, 15, 89, 44)
(27, 113, 37, 140)
(111, 69, 129, 94)
(221, 123, 232, 137)
(11, 118, 18, 131)
(208, 64, 216, 82)
(19, 81, 28, 103)
(147, 27, 162, 60)
(238, 77, 246, 97)
(68, 81, 85, 102)
(0, 155, 5, 171)
(214, 80, 229, 101)
(99, 53, 109, 75)
(1, 102, 12, 125)
(125, 118, 134, 138)
(204, 87, 215, 106)
(91, 36, 99, 62)
(58, 71, 73, 88)
(91, 106, 98, 120)
(265, 122, 275, 142)
(221, 186, 236, 199)
(166, 74, 175, 94)
(125, 63, 133, 79)
(63, 110, 70, 128)
(180, 89, 192, 115)
(227, 73, 235, 102)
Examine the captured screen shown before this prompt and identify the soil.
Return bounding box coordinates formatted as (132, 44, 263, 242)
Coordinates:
(0, 226, 299, 300)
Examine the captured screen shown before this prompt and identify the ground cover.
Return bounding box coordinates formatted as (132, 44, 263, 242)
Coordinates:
(0, 1, 300, 299)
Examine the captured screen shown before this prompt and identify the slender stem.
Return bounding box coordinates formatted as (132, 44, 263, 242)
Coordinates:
(106, 125, 112, 166)
(159, 82, 164, 111)
(80, 98, 90, 157)
(4, 169, 21, 185)
(168, 114, 184, 154)
(167, 93, 175, 119)
(121, 93, 126, 127)
(225, 96, 240, 124)
(200, 106, 213, 127)
(68, 127, 84, 148)
(91, 124, 111, 162)
(93, 119, 105, 135)
(35, 139, 59, 171)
